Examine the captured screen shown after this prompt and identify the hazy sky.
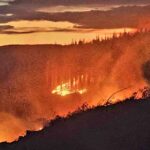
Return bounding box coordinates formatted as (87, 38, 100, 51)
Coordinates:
(0, 0, 149, 45)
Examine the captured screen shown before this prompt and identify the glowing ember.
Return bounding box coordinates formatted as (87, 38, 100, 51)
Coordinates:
(52, 82, 87, 96)
(78, 89, 87, 94)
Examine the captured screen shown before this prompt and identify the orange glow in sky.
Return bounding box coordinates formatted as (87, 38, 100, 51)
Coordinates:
(0, 20, 136, 46)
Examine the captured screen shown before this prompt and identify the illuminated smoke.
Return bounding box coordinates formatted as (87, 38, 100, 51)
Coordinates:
(0, 31, 150, 142)
(142, 60, 150, 84)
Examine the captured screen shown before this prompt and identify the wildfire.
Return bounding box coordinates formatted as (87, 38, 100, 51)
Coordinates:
(52, 82, 87, 96)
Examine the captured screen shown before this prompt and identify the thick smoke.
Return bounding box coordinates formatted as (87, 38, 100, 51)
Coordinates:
(0, 31, 150, 142)
(142, 60, 150, 84)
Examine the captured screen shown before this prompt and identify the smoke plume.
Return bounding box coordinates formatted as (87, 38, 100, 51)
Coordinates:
(0, 31, 150, 142)
(142, 60, 150, 84)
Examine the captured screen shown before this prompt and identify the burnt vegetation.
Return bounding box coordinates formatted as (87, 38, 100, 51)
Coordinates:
(1, 89, 150, 150)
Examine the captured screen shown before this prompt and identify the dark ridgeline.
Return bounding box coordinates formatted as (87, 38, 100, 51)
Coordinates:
(1, 96, 150, 150)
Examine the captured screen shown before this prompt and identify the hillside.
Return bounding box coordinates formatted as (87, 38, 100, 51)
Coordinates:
(0, 31, 150, 143)
(1, 97, 150, 150)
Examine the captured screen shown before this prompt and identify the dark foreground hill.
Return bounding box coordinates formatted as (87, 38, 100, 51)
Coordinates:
(1, 98, 150, 150)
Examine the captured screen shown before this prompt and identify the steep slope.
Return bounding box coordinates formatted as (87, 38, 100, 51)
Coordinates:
(0, 31, 150, 143)
(1, 98, 150, 150)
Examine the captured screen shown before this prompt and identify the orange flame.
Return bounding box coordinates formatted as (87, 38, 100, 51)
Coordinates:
(52, 81, 87, 96)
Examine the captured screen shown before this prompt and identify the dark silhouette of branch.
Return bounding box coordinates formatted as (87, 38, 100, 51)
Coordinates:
(106, 86, 132, 104)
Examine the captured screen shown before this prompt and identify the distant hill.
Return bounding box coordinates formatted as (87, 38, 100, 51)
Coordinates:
(1, 97, 150, 150)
